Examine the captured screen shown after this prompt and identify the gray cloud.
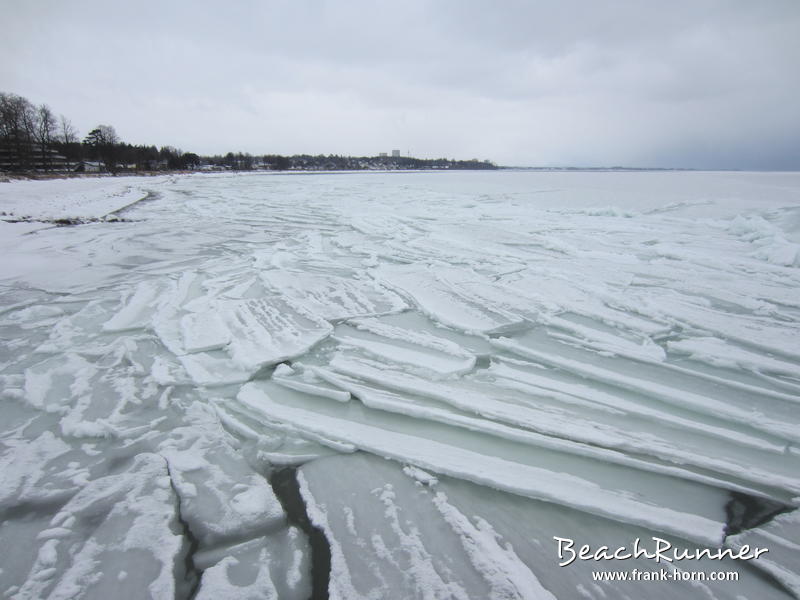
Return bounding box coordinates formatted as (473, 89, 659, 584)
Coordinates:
(2, 0, 799, 168)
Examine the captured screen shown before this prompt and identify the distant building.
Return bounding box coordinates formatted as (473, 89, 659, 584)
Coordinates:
(379, 152, 388, 157)
(75, 161, 102, 173)
(0, 140, 68, 172)
(391, 149, 401, 157)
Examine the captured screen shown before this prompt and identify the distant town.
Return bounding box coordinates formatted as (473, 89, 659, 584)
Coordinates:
(0, 92, 497, 176)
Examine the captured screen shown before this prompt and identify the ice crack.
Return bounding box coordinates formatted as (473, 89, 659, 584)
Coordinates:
(269, 467, 331, 600)
(163, 457, 203, 600)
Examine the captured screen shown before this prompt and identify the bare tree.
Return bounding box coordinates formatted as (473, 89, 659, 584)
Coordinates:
(58, 115, 79, 169)
(0, 92, 36, 170)
(0, 93, 16, 141)
(20, 101, 38, 157)
(59, 114, 77, 144)
(34, 104, 57, 171)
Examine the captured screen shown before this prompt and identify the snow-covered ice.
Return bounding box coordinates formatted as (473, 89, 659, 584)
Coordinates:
(2, 170, 800, 599)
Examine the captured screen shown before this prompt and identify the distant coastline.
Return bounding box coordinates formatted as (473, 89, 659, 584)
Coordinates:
(1, 91, 499, 177)
(2, 165, 771, 185)
(502, 166, 697, 172)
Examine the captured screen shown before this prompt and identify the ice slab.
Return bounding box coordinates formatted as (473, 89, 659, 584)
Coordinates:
(300, 452, 777, 600)
(333, 321, 476, 376)
(727, 509, 800, 599)
(102, 280, 164, 333)
(159, 421, 285, 547)
(220, 296, 333, 372)
(239, 382, 728, 545)
(374, 264, 529, 334)
(261, 270, 407, 320)
(9, 453, 188, 600)
(194, 527, 310, 600)
(180, 311, 230, 353)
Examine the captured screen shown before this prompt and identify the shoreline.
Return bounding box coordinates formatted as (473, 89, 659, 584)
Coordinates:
(5, 167, 799, 186)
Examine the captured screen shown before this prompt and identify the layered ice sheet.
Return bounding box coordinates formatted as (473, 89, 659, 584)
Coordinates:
(299, 452, 789, 600)
(2, 170, 800, 598)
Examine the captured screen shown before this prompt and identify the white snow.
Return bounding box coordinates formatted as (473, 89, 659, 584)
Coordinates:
(2, 170, 799, 599)
(0, 174, 171, 221)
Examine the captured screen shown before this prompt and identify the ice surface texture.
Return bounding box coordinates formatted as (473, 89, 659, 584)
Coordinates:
(1, 170, 800, 599)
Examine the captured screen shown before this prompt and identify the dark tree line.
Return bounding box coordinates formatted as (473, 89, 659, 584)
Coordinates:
(202, 152, 496, 171)
(1, 92, 77, 171)
(2, 91, 498, 175)
(1, 92, 202, 174)
(250, 154, 497, 171)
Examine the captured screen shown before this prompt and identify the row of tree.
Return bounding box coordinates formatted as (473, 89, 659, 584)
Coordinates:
(1, 91, 497, 174)
(0, 92, 205, 174)
(203, 152, 497, 171)
(0, 92, 77, 171)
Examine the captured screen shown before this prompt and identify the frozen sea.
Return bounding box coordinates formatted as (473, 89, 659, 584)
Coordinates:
(1, 170, 799, 599)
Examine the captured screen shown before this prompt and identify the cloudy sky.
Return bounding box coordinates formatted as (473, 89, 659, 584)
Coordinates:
(3, 0, 799, 168)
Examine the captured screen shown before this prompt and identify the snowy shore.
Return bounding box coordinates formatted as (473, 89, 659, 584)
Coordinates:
(0, 174, 182, 221)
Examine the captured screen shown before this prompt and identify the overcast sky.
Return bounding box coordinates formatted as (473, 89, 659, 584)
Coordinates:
(3, 0, 799, 168)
